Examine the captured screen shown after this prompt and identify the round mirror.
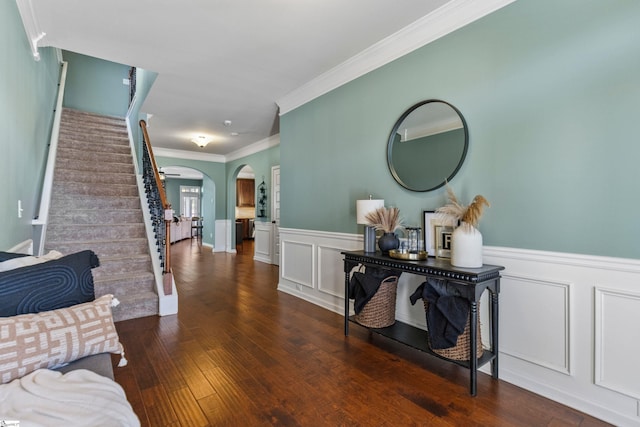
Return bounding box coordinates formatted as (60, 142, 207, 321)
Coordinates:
(387, 100, 468, 192)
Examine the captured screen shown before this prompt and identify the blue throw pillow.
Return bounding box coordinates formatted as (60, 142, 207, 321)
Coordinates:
(0, 250, 100, 316)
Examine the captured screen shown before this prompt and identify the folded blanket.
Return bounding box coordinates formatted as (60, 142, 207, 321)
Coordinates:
(349, 267, 401, 314)
(410, 279, 469, 349)
(0, 369, 139, 427)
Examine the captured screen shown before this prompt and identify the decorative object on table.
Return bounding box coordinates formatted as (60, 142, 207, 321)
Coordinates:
(356, 196, 385, 253)
(388, 248, 427, 260)
(257, 179, 267, 217)
(436, 184, 490, 268)
(435, 224, 454, 259)
(405, 226, 422, 253)
(423, 210, 441, 257)
(410, 279, 483, 361)
(389, 225, 427, 260)
(349, 266, 400, 328)
(364, 206, 404, 254)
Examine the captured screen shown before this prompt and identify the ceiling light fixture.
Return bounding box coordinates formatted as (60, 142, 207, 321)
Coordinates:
(191, 135, 212, 148)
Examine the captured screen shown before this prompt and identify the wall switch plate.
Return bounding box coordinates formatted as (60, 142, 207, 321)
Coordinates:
(18, 200, 23, 218)
(123, 78, 130, 86)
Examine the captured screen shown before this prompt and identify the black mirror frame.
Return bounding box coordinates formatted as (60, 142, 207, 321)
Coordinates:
(387, 99, 469, 192)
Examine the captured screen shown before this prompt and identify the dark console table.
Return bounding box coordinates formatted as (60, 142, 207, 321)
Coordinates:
(342, 250, 504, 396)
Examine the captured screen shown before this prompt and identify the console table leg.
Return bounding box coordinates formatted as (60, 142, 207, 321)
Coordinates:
(470, 301, 478, 396)
(344, 271, 350, 336)
(491, 288, 499, 379)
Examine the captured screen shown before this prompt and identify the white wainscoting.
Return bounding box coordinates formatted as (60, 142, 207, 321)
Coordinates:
(214, 219, 230, 253)
(277, 227, 640, 427)
(254, 221, 274, 264)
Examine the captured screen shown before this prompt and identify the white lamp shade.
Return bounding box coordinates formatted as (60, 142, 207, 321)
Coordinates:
(356, 199, 384, 224)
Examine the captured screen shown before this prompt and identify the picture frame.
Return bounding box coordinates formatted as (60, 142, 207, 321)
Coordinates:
(424, 210, 457, 258)
(435, 225, 453, 259)
(423, 210, 437, 257)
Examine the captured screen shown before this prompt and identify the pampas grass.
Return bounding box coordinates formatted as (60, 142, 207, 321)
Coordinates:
(365, 207, 404, 234)
(436, 184, 490, 231)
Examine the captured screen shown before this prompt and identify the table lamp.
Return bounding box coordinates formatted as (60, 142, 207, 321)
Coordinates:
(356, 197, 384, 253)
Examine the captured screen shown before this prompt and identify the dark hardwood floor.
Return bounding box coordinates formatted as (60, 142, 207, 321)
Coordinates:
(113, 239, 610, 426)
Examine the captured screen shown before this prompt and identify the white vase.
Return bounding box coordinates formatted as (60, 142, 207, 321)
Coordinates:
(450, 223, 483, 268)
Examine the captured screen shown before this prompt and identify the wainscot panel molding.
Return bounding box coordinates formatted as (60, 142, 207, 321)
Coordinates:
(278, 228, 640, 427)
(594, 287, 640, 400)
(499, 274, 572, 375)
(254, 221, 273, 264)
(215, 219, 230, 253)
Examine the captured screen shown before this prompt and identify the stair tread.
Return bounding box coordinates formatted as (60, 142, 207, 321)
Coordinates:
(46, 109, 161, 321)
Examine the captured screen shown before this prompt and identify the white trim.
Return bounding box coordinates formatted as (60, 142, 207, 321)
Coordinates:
(276, 0, 516, 114)
(152, 134, 280, 164)
(499, 273, 573, 376)
(594, 287, 640, 400)
(225, 134, 280, 162)
(15, 0, 48, 60)
(152, 147, 225, 163)
(484, 246, 640, 273)
(32, 60, 67, 255)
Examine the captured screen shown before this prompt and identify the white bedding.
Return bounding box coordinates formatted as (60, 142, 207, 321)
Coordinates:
(0, 368, 139, 427)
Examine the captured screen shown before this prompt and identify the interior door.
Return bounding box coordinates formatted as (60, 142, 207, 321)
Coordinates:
(271, 165, 280, 265)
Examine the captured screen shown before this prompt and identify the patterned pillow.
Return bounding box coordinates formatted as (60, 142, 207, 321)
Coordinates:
(0, 250, 99, 316)
(0, 294, 124, 384)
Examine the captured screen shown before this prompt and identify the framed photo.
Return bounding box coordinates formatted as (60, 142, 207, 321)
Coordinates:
(424, 210, 457, 258)
(423, 211, 437, 256)
(435, 225, 453, 259)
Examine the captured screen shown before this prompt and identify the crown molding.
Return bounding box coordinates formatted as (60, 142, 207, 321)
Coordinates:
(153, 147, 226, 163)
(15, 0, 48, 61)
(277, 0, 516, 115)
(225, 134, 280, 162)
(152, 133, 280, 164)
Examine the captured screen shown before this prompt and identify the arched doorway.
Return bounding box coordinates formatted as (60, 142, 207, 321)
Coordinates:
(234, 165, 255, 255)
(160, 166, 215, 248)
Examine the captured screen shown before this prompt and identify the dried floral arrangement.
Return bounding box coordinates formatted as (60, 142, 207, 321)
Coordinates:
(365, 207, 404, 234)
(436, 184, 490, 231)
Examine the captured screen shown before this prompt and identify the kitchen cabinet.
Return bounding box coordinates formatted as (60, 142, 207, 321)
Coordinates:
(236, 179, 255, 207)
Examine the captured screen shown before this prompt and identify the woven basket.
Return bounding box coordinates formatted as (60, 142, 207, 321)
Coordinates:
(354, 276, 398, 328)
(424, 301, 484, 361)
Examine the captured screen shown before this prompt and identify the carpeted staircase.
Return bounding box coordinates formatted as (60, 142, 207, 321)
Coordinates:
(45, 108, 158, 322)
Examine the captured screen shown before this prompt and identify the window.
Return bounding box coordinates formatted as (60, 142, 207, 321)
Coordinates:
(180, 186, 201, 218)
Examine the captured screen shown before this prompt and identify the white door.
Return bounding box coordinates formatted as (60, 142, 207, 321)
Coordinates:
(271, 165, 280, 265)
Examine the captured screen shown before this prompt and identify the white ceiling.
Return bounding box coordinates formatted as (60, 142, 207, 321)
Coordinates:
(21, 0, 512, 158)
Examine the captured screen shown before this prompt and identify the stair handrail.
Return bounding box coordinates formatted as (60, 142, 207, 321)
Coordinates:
(139, 119, 172, 277)
(32, 60, 68, 256)
(140, 120, 169, 209)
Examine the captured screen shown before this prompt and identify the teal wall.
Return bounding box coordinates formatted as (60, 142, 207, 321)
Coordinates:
(164, 178, 203, 215)
(0, 1, 60, 250)
(226, 145, 281, 224)
(130, 68, 158, 169)
(62, 50, 130, 118)
(157, 145, 280, 248)
(280, 0, 640, 259)
(155, 157, 226, 246)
